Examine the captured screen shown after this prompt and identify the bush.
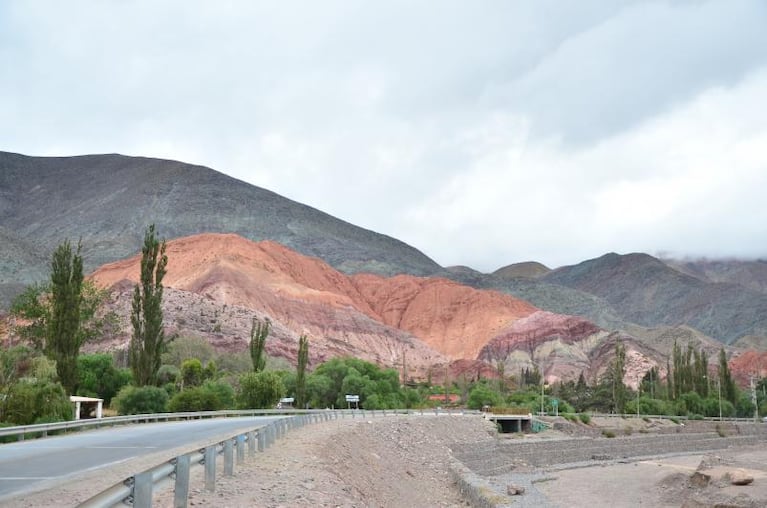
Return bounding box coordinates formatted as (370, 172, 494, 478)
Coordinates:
(113, 385, 168, 415)
(77, 354, 132, 405)
(237, 371, 284, 409)
(2, 380, 72, 425)
(715, 424, 726, 437)
(602, 430, 616, 438)
(669, 417, 680, 425)
(467, 384, 503, 410)
(202, 380, 235, 409)
(578, 413, 591, 425)
(168, 386, 222, 412)
(563, 413, 577, 422)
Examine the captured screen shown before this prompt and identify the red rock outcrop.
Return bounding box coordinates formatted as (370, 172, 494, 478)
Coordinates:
(351, 273, 538, 360)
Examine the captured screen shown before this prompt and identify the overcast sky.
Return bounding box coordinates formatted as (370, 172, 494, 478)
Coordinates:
(2, 1, 766, 271)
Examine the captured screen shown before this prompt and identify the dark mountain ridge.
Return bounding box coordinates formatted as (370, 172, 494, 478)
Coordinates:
(544, 252, 767, 344)
(0, 150, 441, 303)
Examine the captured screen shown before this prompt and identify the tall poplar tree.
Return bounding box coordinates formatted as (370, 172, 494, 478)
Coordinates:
(249, 317, 270, 372)
(718, 348, 737, 403)
(130, 224, 168, 386)
(612, 341, 627, 413)
(48, 240, 84, 394)
(295, 335, 309, 409)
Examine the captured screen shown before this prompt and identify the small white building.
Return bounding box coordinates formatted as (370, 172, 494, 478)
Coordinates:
(70, 395, 104, 420)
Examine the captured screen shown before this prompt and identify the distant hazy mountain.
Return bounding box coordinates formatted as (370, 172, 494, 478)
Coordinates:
(0, 151, 441, 305)
(543, 252, 767, 344)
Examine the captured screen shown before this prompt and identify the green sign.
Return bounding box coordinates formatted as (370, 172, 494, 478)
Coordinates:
(551, 399, 559, 406)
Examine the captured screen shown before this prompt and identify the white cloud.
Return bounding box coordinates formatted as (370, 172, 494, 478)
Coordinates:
(1, 1, 766, 271)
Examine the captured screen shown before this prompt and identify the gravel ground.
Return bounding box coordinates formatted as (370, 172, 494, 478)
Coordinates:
(152, 413, 499, 508)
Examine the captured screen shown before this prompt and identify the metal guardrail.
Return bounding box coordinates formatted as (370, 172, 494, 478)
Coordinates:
(72, 407, 478, 508)
(0, 407, 477, 442)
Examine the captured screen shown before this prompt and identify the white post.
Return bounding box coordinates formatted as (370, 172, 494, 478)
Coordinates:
(74, 401, 81, 420)
(96, 400, 103, 419)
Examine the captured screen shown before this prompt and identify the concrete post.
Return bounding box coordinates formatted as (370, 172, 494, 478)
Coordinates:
(204, 446, 216, 491)
(174, 454, 191, 508)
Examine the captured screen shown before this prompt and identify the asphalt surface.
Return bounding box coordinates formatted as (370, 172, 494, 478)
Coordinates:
(0, 416, 280, 501)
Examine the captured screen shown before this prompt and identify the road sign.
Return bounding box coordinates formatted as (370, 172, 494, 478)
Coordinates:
(345, 395, 359, 402)
(551, 399, 558, 406)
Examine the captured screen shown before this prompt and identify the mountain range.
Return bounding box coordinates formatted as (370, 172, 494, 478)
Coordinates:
(2, 151, 766, 383)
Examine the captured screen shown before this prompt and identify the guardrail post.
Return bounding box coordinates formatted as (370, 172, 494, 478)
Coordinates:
(258, 430, 265, 452)
(247, 431, 256, 456)
(204, 446, 216, 491)
(174, 454, 191, 508)
(224, 439, 234, 476)
(133, 470, 153, 508)
(236, 435, 245, 465)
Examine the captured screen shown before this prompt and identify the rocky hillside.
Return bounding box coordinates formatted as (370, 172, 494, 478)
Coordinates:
(0, 151, 440, 306)
(88, 234, 548, 376)
(87, 233, 739, 387)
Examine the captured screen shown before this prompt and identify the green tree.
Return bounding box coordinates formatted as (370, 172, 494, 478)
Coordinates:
(249, 318, 270, 372)
(77, 354, 132, 405)
(237, 371, 285, 409)
(11, 281, 114, 354)
(46, 240, 84, 394)
(180, 358, 204, 388)
(467, 383, 503, 410)
(130, 224, 168, 386)
(718, 348, 737, 404)
(295, 335, 309, 409)
(612, 341, 627, 413)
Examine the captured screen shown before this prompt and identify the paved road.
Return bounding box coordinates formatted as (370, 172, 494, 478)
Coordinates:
(0, 416, 280, 501)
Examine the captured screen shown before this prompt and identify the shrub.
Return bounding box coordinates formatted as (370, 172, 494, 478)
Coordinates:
(624, 427, 633, 436)
(642, 417, 651, 423)
(113, 385, 168, 415)
(669, 417, 680, 425)
(2, 380, 72, 425)
(467, 384, 503, 410)
(689, 414, 704, 420)
(201, 380, 235, 409)
(715, 424, 726, 438)
(77, 354, 132, 405)
(602, 430, 616, 438)
(237, 371, 285, 409)
(578, 413, 591, 425)
(563, 413, 577, 422)
(168, 386, 221, 412)
(157, 365, 180, 385)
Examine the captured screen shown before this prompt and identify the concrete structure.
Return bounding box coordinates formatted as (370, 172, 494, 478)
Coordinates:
(70, 396, 103, 420)
(484, 412, 533, 433)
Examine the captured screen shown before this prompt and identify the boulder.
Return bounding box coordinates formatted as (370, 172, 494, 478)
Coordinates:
(724, 469, 754, 486)
(507, 484, 526, 495)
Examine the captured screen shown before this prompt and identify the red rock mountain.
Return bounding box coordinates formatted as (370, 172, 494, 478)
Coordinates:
(89, 233, 756, 386)
(90, 234, 549, 378)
